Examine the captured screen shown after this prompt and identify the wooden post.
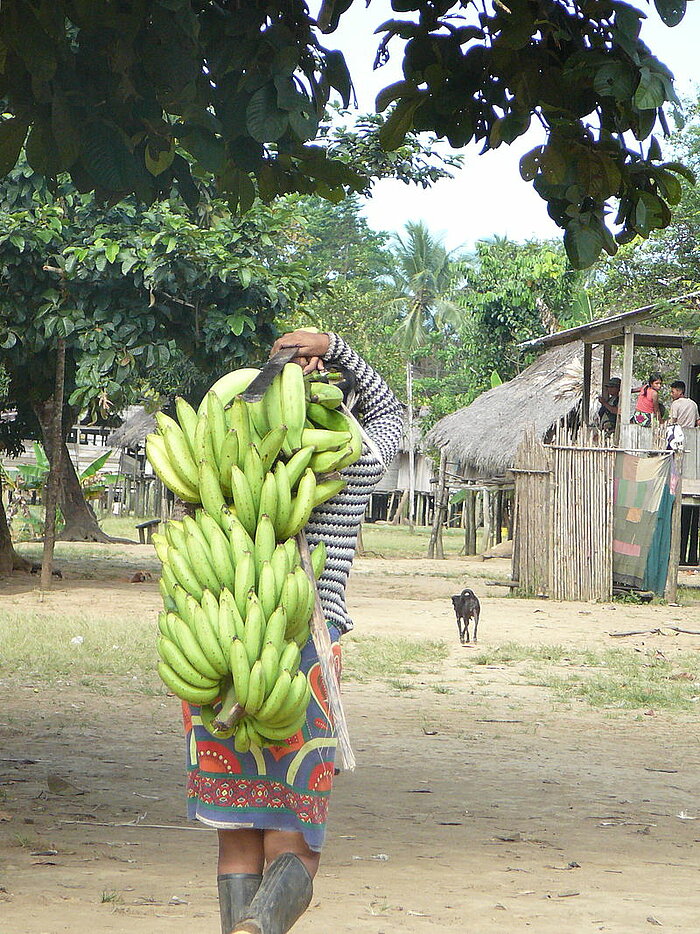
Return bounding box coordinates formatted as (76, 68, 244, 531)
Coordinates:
(406, 361, 416, 528)
(665, 452, 683, 603)
(582, 342, 593, 426)
(495, 490, 503, 544)
(463, 490, 476, 555)
(482, 489, 492, 552)
(427, 449, 447, 558)
(40, 339, 65, 593)
(618, 327, 635, 448)
(602, 342, 612, 388)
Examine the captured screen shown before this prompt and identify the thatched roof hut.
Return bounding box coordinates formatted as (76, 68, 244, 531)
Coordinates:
(425, 341, 601, 478)
(107, 407, 155, 451)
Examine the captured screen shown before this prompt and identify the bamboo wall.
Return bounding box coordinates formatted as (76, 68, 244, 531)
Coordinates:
(513, 426, 617, 601)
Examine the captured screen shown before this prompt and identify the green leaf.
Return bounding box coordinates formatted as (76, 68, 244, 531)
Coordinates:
(653, 0, 686, 26)
(145, 140, 175, 176)
(0, 118, 28, 175)
(80, 449, 112, 479)
(563, 219, 604, 268)
(378, 98, 421, 152)
(246, 86, 289, 143)
(633, 68, 666, 110)
(324, 49, 353, 108)
(105, 242, 120, 263)
(490, 370, 503, 388)
(239, 267, 252, 289)
(180, 127, 224, 174)
(81, 122, 141, 192)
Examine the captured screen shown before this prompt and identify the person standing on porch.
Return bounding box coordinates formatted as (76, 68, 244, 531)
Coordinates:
(669, 380, 700, 428)
(632, 373, 663, 427)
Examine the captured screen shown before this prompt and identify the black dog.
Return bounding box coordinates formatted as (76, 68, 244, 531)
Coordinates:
(451, 588, 480, 645)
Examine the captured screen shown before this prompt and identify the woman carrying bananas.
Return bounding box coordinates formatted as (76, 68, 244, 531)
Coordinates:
(184, 331, 403, 934)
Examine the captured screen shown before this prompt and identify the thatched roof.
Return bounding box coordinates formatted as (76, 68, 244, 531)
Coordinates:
(107, 407, 155, 450)
(424, 342, 602, 477)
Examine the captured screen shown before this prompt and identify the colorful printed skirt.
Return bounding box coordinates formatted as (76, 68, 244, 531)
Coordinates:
(184, 626, 341, 853)
(632, 411, 652, 427)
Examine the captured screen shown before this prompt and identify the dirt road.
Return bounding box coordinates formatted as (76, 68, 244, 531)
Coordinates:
(1, 553, 699, 933)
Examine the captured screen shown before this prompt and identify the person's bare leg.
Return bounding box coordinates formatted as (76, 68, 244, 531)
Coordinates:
(218, 828, 265, 874)
(263, 829, 320, 878)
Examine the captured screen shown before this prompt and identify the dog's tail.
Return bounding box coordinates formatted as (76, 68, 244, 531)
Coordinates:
(461, 587, 475, 597)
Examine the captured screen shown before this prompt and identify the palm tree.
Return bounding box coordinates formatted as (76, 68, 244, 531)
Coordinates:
(386, 221, 468, 525)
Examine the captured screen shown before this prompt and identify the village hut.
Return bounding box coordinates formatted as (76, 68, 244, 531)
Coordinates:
(106, 406, 159, 516)
(425, 341, 599, 481)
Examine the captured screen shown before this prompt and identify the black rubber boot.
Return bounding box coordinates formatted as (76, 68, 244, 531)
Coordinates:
(231, 852, 313, 934)
(217, 873, 262, 934)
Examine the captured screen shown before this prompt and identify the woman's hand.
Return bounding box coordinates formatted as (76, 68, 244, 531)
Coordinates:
(270, 330, 331, 375)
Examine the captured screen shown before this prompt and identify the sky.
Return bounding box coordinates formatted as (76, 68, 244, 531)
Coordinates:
(316, 1, 700, 252)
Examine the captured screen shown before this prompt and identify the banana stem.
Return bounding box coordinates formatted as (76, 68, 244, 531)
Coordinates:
(213, 680, 245, 730)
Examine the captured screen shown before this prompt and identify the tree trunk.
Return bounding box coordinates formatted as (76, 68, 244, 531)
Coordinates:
(406, 360, 415, 529)
(32, 398, 112, 542)
(41, 338, 65, 590)
(0, 477, 33, 575)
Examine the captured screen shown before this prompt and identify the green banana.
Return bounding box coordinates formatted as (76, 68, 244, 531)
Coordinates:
(217, 429, 239, 498)
(259, 641, 280, 696)
(301, 426, 350, 452)
(313, 477, 346, 508)
(233, 719, 251, 754)
(273, 461, 292, 539)
(157, 635, 221, 690)
(146, 434, 199, 502)
(188, 601, 229, 676)
(229, 637, 251, 708)
(184, 530, 221, 596)
(197, 511, 236, 592)
(245, 660, 266, 714)
(309, 443, 354, 474)
(256, 668, 292, 722)
(270, 543, 290, 597)
(194, 412, 213, 466)
(159, 578, 177, 612)
(307, 380, 344, 408)
(257, 473, 278, 528)
(229, 465, 257, 538)
(152, 531, 170, 564)
(170, 582, 190, 625)
(243, 591, 266, 667)
(282, 468, 317, 538)
(293, 565, 316, 631)
(225, 513, 254, 559)
(175, 396, 199, 459)
(254, 514, 276, 577)
(243, 443, 264, 515)
(280, 571, 299, 636)
(167, 613, 221, 681)
(156, 414, 200, 489)
(158, 661, 220, 705)
(279, 641, 302, 678)
(247, 397, 269, 442)
(257, 561, 278, 620)
(217, 589, 238, 651)
(283, 537, 301, 570)
(168, 546, 205, 602)
(205, 390, 228, 467)
(159, 556, 178, 597)
(201, 367, 259, 412)
(305, 401, 349, 432)
(263, 604, 287, 654)
(258, 425, 288, 472)
(283, 445, 315, 490)
(199, 461, 228, 530)
(220, 586, 246, 641)
(281, 362, 306, 452)
(226, 396, 251, 460)
(233, 550, 256, 620)
(262, 372, 283, 440)
(309, 540, 327, 580)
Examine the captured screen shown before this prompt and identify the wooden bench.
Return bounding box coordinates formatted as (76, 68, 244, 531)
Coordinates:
(136, 518, 160, 544)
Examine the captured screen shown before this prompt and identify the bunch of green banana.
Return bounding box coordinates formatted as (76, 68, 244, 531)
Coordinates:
(148, 360, 364, 749)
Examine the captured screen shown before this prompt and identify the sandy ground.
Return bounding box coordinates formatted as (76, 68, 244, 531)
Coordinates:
(1, 551, 700, 933)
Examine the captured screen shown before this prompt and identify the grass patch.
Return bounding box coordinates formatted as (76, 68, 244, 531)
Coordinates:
(342, 634, 448, 684)
(360, 524, 473, 559)
(462, 642, 700, 711)
(0, 610, 162, 695)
